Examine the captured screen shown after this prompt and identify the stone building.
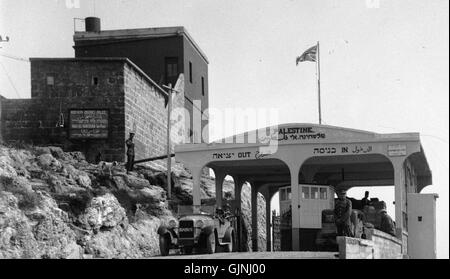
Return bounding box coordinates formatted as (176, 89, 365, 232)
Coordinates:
(0, 57, 185, 168)
(74, 17, 209, 143)
(0, 18, 209, 168)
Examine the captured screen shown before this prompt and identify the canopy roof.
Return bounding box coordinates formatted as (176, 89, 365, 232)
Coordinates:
(175, 123, 432, 192)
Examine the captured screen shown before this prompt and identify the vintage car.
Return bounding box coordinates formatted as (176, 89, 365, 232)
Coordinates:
(157, 205, 237, 256)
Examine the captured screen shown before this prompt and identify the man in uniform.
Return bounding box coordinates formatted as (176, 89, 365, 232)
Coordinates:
(361, 191, 371, 208)
(379, 202, 396, 236)
(334, 189, 353, 237)
(126, 132, 135, 173)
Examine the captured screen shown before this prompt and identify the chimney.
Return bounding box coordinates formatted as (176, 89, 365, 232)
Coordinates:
(85, 17, 101, 32)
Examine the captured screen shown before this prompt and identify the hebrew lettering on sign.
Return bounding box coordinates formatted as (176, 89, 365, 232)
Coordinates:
(69, 109, 109, 139)
(278, 127, 326, 141)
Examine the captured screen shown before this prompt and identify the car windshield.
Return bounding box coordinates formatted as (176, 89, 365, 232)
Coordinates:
(177, 205, 216, 216)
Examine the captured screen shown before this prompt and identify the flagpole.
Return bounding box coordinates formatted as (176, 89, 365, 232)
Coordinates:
(317, 41, 322, 125)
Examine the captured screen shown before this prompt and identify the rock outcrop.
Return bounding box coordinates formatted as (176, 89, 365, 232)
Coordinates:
(0, 190, 82, 259)
(0, 144, 266, 258)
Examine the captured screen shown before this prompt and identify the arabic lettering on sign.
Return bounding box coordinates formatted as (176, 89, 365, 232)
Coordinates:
(350, 145, 372, 154)
(313, 145, 373, 155)
(278, 127, 326, 141)
(255, 151, 271, 160)
(70, 109, 109, 139)
(348, 145, 373, 154)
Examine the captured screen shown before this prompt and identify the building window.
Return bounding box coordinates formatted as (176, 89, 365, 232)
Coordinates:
(189, 61, 193, 83)
(201, 77, 205, 96)
(311, 187, 319, 199)
(302, 187, 310, 199)
(165, 57, 178, 86)
(46, 75, 55, 86)
(92, 76, 99, 86)
(320, 188, 327, 200)
(280, 188, 291, 201)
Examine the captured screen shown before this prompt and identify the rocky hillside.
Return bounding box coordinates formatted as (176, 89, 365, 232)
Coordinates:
(0, 144, 266, 259)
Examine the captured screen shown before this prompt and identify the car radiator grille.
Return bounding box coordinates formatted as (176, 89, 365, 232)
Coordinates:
(178, 220, 194, 238)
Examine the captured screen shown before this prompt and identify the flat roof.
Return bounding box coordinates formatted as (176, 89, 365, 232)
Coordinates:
(73, 26, 209, 64)
(30, 57, 168, 100)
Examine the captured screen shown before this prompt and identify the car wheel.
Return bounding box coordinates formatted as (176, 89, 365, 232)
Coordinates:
(159, 234, 170, 256)
(206, 232, 216, 254)
(224, 232, 235, 253)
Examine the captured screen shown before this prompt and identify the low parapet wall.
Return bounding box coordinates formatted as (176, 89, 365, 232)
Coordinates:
(337, 229, 403, 259)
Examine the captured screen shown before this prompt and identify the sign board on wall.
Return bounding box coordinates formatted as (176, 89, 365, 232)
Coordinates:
(388, 144, 407, 157)
(69, 109, 109, 139)
(278, 127, 326, 141)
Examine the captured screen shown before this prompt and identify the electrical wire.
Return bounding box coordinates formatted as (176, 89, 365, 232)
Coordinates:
(0, 52, 30, 63)
(0, 60, 22, 98)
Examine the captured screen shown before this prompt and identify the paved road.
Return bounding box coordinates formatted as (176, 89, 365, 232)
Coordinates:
(152, 251, 339, 259)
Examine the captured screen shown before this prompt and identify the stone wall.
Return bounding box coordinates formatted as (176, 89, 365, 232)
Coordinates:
(1, 58, 182, 167)
(337, 236, 374, 259)
(337, 229, 403, 259)
(124, 63, 185, 172)
(1, 59, 126, 162)
(124, 63, 167, 161)
(1, 98, 36, 142)
(370, 229, 403, 259)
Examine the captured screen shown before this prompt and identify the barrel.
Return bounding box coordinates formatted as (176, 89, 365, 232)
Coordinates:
(85, 17, 101, 32)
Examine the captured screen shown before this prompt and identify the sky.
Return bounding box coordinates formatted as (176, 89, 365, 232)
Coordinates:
(0, 0, 448, 258)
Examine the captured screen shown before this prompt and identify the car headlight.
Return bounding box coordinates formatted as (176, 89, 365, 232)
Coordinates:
(195, 220, 204, 228)
(168, 219, 177, 229)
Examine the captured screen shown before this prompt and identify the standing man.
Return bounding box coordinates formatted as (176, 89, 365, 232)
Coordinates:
(334, 189, 353, 237)
(361, 191, 371, 208)
(126, 132, 135, 173)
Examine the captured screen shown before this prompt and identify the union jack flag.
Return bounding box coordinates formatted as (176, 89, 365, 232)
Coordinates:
(296, 45, 317, 65)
